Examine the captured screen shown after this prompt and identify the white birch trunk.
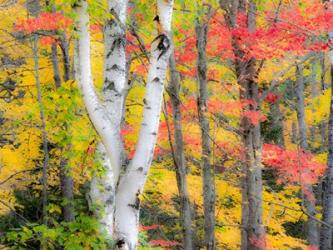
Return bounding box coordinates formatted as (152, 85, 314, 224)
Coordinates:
(75, 0, 174, 248)
(76, 0, 120, 174)
(114, 1, 174, 248)
(89, 0, 128, 236)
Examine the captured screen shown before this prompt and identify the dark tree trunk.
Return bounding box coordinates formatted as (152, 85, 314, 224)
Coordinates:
(292, 121, 298, 144)
(168, 53, 194, 250)
(319, 63, 333, 250)
(45, 0, 75, 223)
(51, 44, 61, 88)
(269, 100, 285, 147)
(59, 34, 71, 82)
(59, 158, 75, 222)
(220, 1, 264, 249)
(237, 60, 264, 250)
(295, 64, 319, 247)
(196, 19, 216, 250)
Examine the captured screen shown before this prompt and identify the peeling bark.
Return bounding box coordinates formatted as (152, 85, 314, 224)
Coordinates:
(75, 0, 174, 248)
(114, 1, 173, 247)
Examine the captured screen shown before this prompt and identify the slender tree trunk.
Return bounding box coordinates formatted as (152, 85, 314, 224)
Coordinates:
(320, 52, 326, 91)
(238, 67, 264, 250)
(59, 158, 74, 222)
(269, 100, 285, 147)
(220, 1, 264, 249)
(26, 0, 39, 16)
(45, 0, 75, 223)
(59, 34, 71, 82)
(310, 57, 319, 144)
(320, 70, 333, 250)
(319, 52, 327, 151)
(295, 64, 319, 247)
(27, 0, 50, 228)
(240, 3, 264, 249)
(292, 121, 298, 144)
(319, 18, 333, 248)
(33, 34, 50, 227)
(168, 53, 194, 249)
(50, 44, 61, 88)
(296, 65, 308, 150)
(238, 69, 264, 250)
(195, 19, 216, 250)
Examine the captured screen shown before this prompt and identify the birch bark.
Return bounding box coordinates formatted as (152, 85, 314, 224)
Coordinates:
(75, 0, 174, 248)
(114, 1, 174, 247)
(89, 0, 128, 236)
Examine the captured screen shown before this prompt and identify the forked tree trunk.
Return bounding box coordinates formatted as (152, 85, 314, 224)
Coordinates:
(89, 0, 128, 236)
(168, 53, 194, 249)
(114, 1, 173, 245)
(195, 19, 216, 250)
(75, 0, 174, 248)
(295, 64, 319, 247)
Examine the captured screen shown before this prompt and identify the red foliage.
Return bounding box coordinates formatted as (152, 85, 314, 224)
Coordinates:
(86, 145, 95, 156)
(91, 23, 102, 33)
(15, 12, 72, 34)
(140, 224, 160, 231)
(150, 239, 182, 248)
(262, 144, 325, 186)
(249, 235, 267, 249)
(265, 93, 280, 104)
(175, 1, 333, 76)
(40, 36, 57, 45)
(242, 110, 267, 125)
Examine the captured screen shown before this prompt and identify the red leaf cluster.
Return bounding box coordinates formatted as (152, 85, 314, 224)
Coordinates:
(140, 224, 160, 231)
(175, 1, 333, 76)
(150, 239, 182, 248)
(264, 93, 280, 104)
(262, 144, 325, 185)
(15, 12, 72, 34)
(242, 110, 267, 125)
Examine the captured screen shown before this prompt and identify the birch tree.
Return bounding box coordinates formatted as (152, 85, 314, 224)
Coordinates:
(75, 0, 174, 248)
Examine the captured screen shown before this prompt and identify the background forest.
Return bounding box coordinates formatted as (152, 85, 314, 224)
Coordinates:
(1, 0, 333, 249)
